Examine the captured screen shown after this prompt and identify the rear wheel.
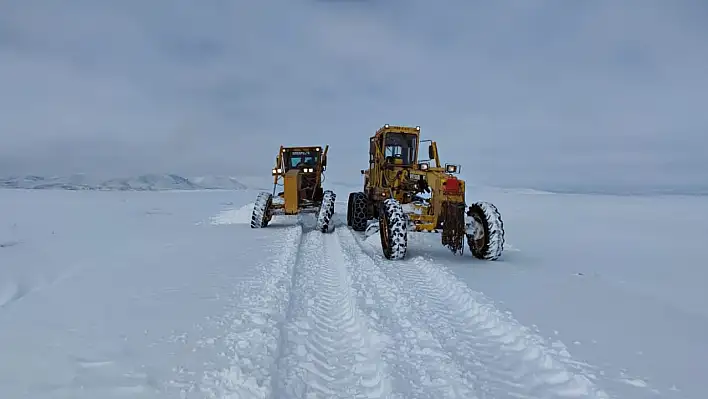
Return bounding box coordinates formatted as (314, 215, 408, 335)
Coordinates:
(379, 198, 407, 260)
(346, 192, 355, 226)
(251, 192, 273, 228)
(316, 190, 336, 233)
(349, 192, 369, 232)
(465, 201, 504, 260)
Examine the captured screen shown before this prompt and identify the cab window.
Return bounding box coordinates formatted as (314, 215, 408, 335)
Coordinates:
(383, 133, 416, 165)
(285, 150, 319, 169)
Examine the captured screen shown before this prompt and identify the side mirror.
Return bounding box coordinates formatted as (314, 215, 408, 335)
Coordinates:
(428, 144, 435, 160)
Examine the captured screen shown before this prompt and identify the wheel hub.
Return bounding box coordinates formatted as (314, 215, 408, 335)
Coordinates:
(468, 215, 485, 249)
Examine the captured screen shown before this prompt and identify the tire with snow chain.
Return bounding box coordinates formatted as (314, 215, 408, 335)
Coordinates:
(378, 198, 407, 260)
(346, 192, 355, 226)
(316, 190, 336, 233)
(250, 192, 273, 228)
(466, 201, 504, 260)
(349, 192, 369, 232)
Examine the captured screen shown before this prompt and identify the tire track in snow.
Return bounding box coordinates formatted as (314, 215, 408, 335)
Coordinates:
(197, 225, 303, 398)
(273, 229, 391, 399)
(352, 233, 611, 399)
(397, 258, 609, 398)
(337, 227, 477, 398)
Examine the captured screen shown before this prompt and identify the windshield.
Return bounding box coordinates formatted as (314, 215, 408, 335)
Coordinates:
(284, 149, 320, 170)
(383, 132, 417, 165)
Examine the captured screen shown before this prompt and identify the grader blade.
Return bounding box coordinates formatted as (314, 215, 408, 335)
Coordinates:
(364, 221, 380, 237)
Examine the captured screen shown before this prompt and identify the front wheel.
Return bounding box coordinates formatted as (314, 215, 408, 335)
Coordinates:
(251, 192, 273, 228)
(316, 190, 336, 233)
(379, 198, 407, 260)
(465, 201, 504, 260)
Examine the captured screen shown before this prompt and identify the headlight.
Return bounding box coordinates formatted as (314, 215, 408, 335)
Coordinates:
(418, 162, 429, 170)
(272, 168, 277, 175)
(416, 126, 420, 131)
(445, 164, 458, 173)
(384, 124, 389, 128)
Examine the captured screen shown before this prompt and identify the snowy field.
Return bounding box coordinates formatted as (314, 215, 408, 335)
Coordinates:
(1, 186, 706, 398)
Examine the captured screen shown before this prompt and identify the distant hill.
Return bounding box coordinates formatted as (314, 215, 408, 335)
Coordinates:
(0, 174, 248, 191)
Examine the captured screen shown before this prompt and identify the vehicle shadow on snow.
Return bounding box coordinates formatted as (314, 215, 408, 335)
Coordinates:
(369, 231, 528, 271)
(286, 213, 334, 233)
(268, 220, 303, 229)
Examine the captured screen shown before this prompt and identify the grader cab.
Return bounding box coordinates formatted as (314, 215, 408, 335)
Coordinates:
(346, 124, 504, 260)
(251, 145, 336, 233)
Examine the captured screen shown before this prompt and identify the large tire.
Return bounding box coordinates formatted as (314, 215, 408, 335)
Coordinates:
(316, 190, 336, 233)
(250, 192, 272, 228)
(349, 192, 369, 232)
(346, 192, 355, 226)
(378, 198, 407, 260)
(466, 201, 504, 260)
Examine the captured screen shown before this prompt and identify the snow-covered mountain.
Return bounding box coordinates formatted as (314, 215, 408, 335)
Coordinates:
(187, 175, 249, 190)
(0, 174, 248, 191)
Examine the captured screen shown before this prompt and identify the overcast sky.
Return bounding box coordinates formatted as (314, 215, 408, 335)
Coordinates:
(1, 0, 706, 193)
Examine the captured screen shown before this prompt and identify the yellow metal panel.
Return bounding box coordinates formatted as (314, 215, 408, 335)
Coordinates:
(411, 223, 438, 232)
(376, 125, 421, 135)
(284, 169, 300, 214)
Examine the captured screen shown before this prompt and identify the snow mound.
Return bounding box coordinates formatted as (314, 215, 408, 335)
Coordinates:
(188, 176, 248, 190)
(210, 203, 255, 225)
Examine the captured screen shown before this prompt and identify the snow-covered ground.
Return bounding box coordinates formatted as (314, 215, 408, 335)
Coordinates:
(0, 186, 705, 398)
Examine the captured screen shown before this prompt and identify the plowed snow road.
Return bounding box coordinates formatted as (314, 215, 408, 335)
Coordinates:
(199, 209, 610, 398)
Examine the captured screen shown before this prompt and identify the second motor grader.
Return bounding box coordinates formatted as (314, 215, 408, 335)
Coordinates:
(251, 145, 336, 233)
(346, 124, 504, 260)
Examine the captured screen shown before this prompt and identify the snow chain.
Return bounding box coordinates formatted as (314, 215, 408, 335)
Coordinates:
(440, 201, 466, 255)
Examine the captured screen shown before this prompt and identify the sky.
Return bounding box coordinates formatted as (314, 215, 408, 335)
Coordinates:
(1, 0, 706, 193)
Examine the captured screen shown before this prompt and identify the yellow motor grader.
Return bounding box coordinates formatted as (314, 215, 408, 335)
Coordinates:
(251, 145, 336, 233)
(346, 124, 504, 260)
